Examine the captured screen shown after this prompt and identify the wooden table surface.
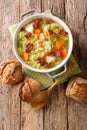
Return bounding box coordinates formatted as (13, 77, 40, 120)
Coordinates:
(0, 0, 87, 130)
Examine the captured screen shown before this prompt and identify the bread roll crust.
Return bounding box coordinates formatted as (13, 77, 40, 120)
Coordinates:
(19, 76, 42, 103)
(66, 77, 87, 103)
(0, 60, 23, 85)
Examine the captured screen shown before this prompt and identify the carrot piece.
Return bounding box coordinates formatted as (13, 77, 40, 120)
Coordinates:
(34, 29, 41, 34)
(56, 40, 64, 50)
(61, 48, 67, 58)
(53, 45, 57, 50)
(43, 31, 48, 40)
(39, 41, 42, 47)
(35, 40, 42, 47)
(21, 52, 29, 62)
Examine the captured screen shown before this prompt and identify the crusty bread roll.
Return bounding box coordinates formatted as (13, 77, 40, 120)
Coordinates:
(0, 60, 23, 85)
(19, 76, 42, 103)
(66, 77, 87, 103)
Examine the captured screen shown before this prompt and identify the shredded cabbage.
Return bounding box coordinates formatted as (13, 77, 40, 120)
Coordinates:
(17, 18, 68, 70)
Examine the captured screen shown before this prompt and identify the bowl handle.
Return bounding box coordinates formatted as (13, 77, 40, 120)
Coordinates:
(46, 64, 67, 79)
(20, 9, 39, 21)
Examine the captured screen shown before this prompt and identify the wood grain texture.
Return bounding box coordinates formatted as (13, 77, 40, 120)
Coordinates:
(65, 0, 87, 77)
(20, 0, 41, 17)
(42, 0, 65, 19)
(65, 0, 87, 130)
(0, 0, 20, 130)
(20, 1, 43, 130)
(0, 0, 87, 130)
(43, 85, 67, 130)
(42, 1, 67, 130)
(67, 99, 87, 130)
(21, 104, 43, 130)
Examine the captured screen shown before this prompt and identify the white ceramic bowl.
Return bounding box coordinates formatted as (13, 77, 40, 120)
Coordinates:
(13, 12, 73, 78)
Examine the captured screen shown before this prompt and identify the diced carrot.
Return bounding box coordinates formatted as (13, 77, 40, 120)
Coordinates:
(53, 45, 58, 50)
(61, 48, 67, 58)
(35, 40, 42, 47)
(43, 31, 48, 40)
(39, 41, 42, 47)
(21, 52, 29, 62)
(34, 29, 41, 34)
(43, 51, 48, 57)
(56, 40, 64, 50)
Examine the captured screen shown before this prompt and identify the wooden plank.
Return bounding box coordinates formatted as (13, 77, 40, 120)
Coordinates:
(21, 104, 43, 130)
(67, 99, 87, 130)
(43, 85, 67, 130)
(42, 0, 65, 19)
(20, 1, 43, 130)
(65, 0, 87, 77)
(0, 0, 20, 130)
(65, 0, 87, 130)
(19, 0, 41, 16)
(42, 1, 67, 130)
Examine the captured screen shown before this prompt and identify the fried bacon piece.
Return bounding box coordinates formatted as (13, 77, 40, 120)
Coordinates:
(25, 43, 34, 53)
(37, 57, 46, 66)
(49, 30, 58, 38)
(25, 32, 32, 38)
(33, 18, 43, 29)
(46, 19, 54, 24)
(59, 29, 68, 36)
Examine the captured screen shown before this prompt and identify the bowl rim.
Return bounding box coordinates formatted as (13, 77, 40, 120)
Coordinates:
(13, 13, 73, 73)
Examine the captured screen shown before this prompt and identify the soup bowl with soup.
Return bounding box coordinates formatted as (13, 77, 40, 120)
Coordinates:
(13, 9, 73, 78)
